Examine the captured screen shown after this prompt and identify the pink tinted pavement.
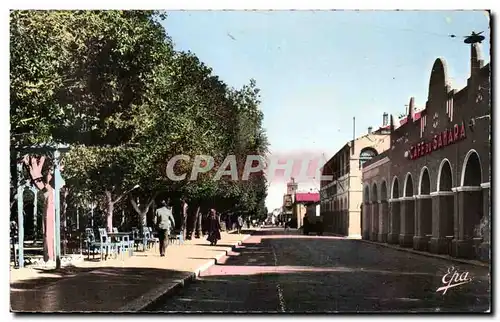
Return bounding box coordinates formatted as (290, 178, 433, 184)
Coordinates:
(10, 230, 255, 312)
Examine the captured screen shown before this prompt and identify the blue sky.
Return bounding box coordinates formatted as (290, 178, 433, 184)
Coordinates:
(161, 10, 490, 211)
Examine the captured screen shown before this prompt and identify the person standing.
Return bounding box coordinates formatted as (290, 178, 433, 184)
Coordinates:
(180, 198, 188, 239)
(237, 215, 244, 234)
(207, 209, 221, 246)
(155, 199, 175, 257)
(225, 212, 231, 232)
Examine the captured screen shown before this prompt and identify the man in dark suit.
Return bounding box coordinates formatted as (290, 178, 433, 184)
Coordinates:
(155, 199, 175, 257)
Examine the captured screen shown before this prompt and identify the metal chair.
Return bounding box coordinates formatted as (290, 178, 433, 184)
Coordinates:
(141, 227, 155, 250)
(114, 228, 134, 257)
(84, 228, 103, 260)
(147, 227, 159, 249)
(169, 229, 184, 245)
(97, 228, 122, 260)
(132, 227, 143, 251)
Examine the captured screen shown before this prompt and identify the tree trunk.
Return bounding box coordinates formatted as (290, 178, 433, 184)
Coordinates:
(194, 206, 201, 238)
(130, 194, 157, 229)
(23, 155, 56, 262)
(107, 202, 114, 232)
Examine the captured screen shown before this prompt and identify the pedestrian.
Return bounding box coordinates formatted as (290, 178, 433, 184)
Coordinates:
(154, 199, 175, 257)
(284, 218, 291, 232)
(246, 217, 251, 229)
(180, 197, 188, 239)
(207, 209, 221, 246)
(225, 212, 231, 232)
(237, 215, 244, 234)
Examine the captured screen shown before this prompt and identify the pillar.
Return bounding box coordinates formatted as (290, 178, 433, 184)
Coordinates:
(54, 150, 64, 268)
(348, 209, 361, 239)
(334, 208, 339, 234)
(30, 186, 38, 241)
(371, 201, 379, 241)
(387, 199, 400, 244)
(378, 200, 389, 242)
(429, 191, 454, 254)
(452, 186, 483, 259)
(478, 182, 490, 261)
(399, 196, 415, 247)
(413, 195, 432, 251)
(16, 161, 25, 268)
(362, 202, 371, 240)
(343, 209, 348, 236)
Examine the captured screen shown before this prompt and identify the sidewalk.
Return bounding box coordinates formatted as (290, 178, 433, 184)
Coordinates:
(10, 230, 255, 312)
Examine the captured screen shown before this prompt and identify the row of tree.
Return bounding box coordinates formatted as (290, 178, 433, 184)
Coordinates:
(10, 10, 268, 257)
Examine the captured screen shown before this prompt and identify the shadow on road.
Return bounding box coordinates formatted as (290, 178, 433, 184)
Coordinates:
(147, 231, 491, 313)
(10, 265, 190, 312)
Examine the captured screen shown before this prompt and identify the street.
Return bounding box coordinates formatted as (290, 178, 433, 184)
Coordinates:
(147, 228, 490, 313)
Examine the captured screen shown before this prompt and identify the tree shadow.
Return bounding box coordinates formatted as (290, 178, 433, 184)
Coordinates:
(10, 266, 191, 313)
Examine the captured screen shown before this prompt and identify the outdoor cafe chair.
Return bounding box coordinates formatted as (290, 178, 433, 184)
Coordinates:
(97, 228, 122, 260)
(169, 229, 184, 245)
(84, 228, 103, 260)
(132, 227, 144, 251)
(141, 227, 156, 250)
(147, 227, 159, 249)
(121, 233, 134, 256)
(110, 228, 134, 257)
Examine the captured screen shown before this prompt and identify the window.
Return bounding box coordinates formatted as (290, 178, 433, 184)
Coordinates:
(359, 148, 378, 169)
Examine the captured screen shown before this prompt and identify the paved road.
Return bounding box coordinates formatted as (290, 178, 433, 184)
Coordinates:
(147, 228, 490, 313)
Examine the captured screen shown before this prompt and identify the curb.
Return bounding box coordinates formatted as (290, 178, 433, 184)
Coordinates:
(355, 238, 490, 268)
(125, 232, 255, 312)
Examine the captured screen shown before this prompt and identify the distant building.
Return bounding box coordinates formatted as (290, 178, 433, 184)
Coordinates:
(320, 116, 391, 238)
(306, 201, 320, 218)
(293, 192, 320, 228)
(281, 179, 320, 228)
(281, 178, 297, 223)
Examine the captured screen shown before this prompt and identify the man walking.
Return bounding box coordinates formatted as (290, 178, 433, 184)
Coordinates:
(155, 199, 175, 257)
(180, 198, 188, 239)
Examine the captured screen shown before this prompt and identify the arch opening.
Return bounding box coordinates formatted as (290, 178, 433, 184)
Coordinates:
(381, 181, 388, 201)
(420, 168, 431, 195)
(363, 186, 370, 203)
(463, 151, 482, 186)
(372, 183, 378, 202)
(359, 148, 378, 169)
(438, 160, 453, 191)
(392, 177, 400, 199)
(404, 174, 414, 197)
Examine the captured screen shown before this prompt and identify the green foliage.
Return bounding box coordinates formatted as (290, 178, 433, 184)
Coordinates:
(10, 10, 269, 223)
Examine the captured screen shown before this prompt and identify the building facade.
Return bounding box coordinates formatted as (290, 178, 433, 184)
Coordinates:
(320, 122, 391, 238)
(306, 201, 320, 218)
(293, 192, 320, 228)
(361, 44, 490, 261)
